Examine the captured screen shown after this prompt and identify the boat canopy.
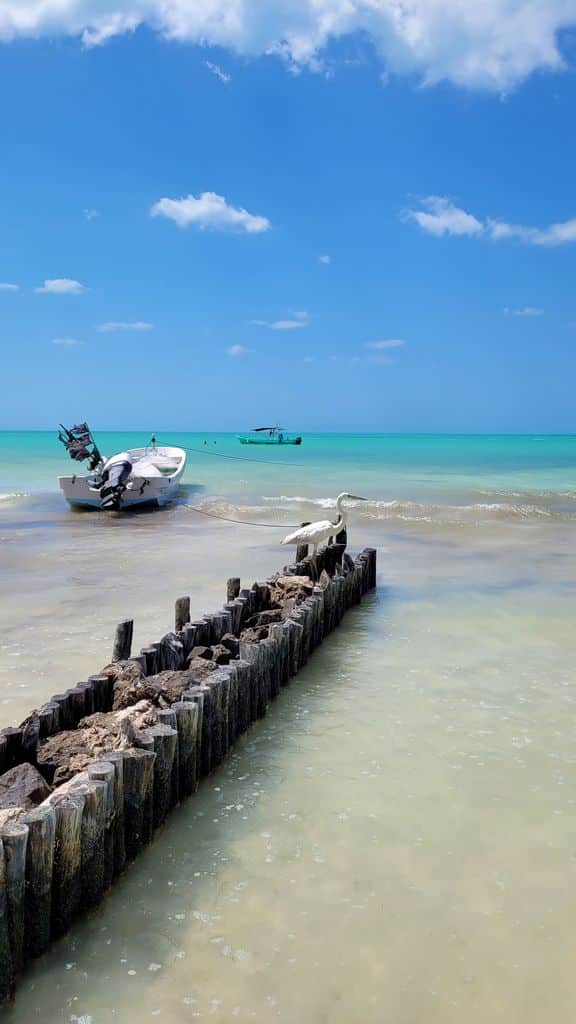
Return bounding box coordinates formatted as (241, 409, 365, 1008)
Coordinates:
(250, 426, 286, 432)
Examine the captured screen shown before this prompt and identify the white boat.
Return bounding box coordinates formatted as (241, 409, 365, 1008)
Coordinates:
(57, 424, 187, 510)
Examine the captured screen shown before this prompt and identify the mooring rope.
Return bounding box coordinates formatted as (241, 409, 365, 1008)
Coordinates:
(178, 444, 303, 469)
(182, 504, 301, 528)
(163, 435, 308, 526)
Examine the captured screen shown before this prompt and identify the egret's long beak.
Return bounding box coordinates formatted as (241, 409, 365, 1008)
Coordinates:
(350, 495, 368, 501)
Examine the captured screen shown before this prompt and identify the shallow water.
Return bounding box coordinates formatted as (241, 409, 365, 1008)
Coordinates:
(0, 434, 575, 1021)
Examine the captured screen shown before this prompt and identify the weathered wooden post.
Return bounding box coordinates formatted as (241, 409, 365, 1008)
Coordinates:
(1, 727, 24, 772)
(103, 751, 126, 875)
(50, 694, 74, 731)
(172, 702, 199, 797)
(185, 685, 211, 778)
(159, 632, 184, 670)
(222, 665, 235, 749)
(204, 677, 223, 769)
(181, 689, 205, 781)
(236, 656, 249, 730)
(21, 714, 40, 766)
(181, 623, 197, 658)
(269, 623, 289, 688)
(123, 749, 155, 862)
(75, 681, 94, 718)
(238, 642, 259, 722)
(112, 619, 133, 662)
(331, 542, 346, 574)
(88, 762, 116, 889)
(226, 577, 241, 602)
(156, 709, 180, 808)
(365, 546, 377, 589)
(141, 645, 160, 676)
(174, 596, 190, 632)
(37, 704, 58, 739)
(0, 839, 15, 1002)
(50, 792, 85, 937)
(288, 617, 305, 675)
(75, 780, 107, 910)
(142, 748, 156, 845)
(260, 636, 277, 699)
(0, 823, 28, 978)
(87, 674, 114, 712)
(148, 725, 178, 829)
(66, 686, 85, 728)
(208, 670, 229, 758)
(232, 595, 247, 632)
(21, 804, 55, 958)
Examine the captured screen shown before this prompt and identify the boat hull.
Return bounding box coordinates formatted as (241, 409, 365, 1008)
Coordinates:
(59, 475, 182, 509)
(58, 445, 187, 510)
(237, 436, 302, 445)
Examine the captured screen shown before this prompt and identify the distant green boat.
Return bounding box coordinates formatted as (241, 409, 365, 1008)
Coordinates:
(237, 426, 303, 446)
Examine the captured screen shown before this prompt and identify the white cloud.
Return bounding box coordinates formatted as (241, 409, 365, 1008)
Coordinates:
(0, 1, 573, 91)
(488, 216, 576, 246)
(36, 278, 85, 294)
(52, 337, 82, 346)
(226, 344, 250, 357)
(0, 282, 18, 291)
(204, 60, 231, 84)
(403, 196, 483, 237)
(504, 306, 544, 317)
(303, 355, 315, 363)
(354, 338, 407, 365)
(151, 191, 270, 233)
(406, 197, 576, 247)
(365, 339, 406, 349)
(253, 320, 307, 330)
(83, 208, 100, 220)
(97, 321, 154, 332)
(253, 311, 309, 330)
(318, 255, 331, 264)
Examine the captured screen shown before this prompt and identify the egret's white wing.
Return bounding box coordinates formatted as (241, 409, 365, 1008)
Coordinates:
(281, 519, 335, 545)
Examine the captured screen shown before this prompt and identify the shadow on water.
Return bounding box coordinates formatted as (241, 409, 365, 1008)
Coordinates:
(0, 485, 205, 533)
(66, 483, 205, 518)
(5, 593, 383, 1021)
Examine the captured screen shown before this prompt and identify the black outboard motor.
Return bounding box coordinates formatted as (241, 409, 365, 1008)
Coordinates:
(58, 422, 102, 471)
(99, 453, 133, 510)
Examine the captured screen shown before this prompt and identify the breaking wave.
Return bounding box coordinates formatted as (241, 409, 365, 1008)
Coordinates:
(0, 492, 29, 506)
(261, 494, 576, 525)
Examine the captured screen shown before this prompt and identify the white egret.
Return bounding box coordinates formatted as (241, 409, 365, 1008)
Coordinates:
(281, 492, 367, 559)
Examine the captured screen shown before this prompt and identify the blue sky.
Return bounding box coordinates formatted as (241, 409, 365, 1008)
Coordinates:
(0, 4, 575, 432)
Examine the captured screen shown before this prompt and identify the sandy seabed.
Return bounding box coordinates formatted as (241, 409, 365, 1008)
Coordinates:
(0, 491, 575, 1023)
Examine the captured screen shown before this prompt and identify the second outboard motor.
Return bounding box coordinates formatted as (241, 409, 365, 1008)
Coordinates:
(58, 422, 103, 470)
(99, 451, 133, 510)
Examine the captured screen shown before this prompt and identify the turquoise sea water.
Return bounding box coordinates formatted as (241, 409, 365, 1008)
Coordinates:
(1, 431, 575, 519)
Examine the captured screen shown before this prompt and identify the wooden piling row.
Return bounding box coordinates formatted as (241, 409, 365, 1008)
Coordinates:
(0, 546, 376, 1002)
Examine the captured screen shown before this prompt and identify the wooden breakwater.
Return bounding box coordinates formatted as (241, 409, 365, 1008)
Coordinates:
(0, 543, 377, 1002)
